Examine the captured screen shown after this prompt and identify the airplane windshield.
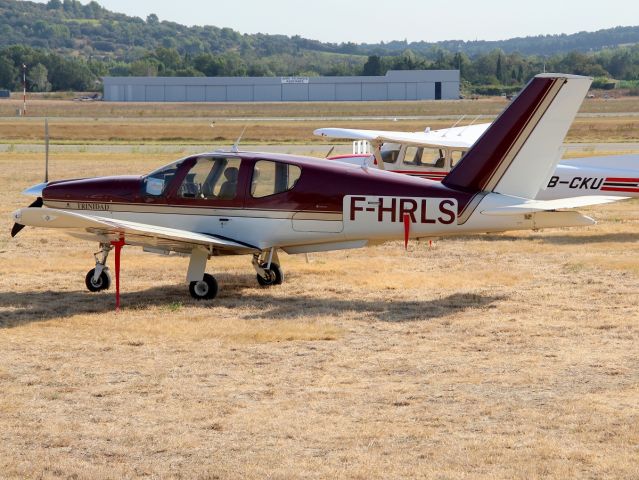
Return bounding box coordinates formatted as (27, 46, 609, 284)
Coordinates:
(144, 161, 181, 196)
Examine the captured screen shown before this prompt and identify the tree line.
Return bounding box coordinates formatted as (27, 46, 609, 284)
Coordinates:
(1, 43, 638, 94)
(2, 1, 639, 61)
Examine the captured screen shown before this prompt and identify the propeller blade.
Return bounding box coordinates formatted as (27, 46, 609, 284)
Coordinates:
(10, 222, 25, 238)
(10, 197, 43, 237)
(30, 197, 43, 208)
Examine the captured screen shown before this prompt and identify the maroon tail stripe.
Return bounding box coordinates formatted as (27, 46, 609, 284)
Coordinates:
(601, 187, 639, 193)
(442, 77, 558, 193)
(605, 177, 639, 183)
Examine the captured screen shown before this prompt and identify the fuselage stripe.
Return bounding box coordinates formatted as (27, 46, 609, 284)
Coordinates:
(601, 186, 639, 193)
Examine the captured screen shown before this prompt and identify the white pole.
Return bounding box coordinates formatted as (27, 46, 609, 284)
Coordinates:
(44, 118, 49, 182)
(22, 64, 27, 116)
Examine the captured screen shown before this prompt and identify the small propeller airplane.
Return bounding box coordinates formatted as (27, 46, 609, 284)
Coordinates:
(315, 118, 639, 200)
(10, 74, 626, 307)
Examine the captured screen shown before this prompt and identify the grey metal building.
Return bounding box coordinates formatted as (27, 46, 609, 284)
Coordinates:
(103, 70, 459, 102)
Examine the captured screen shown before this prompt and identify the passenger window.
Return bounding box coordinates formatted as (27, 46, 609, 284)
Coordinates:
(451, 150, 466, 167)
(178, 157, 241, 200)
(404, 147, 447, 168)
(251, 160, 301, 198)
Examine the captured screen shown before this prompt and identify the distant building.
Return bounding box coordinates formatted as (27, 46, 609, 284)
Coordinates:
(103, 70, 460, 102)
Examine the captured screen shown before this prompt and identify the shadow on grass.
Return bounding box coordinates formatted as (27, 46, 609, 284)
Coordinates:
(236, 291, 503, 323)
(0, 273, 503, 328)
(464, 232, 638, 244)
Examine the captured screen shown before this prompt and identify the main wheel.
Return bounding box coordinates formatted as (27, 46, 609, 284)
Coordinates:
(85, 268, 111, 292)
(256, 263, 283, 287)
(189, 273, 218, 300)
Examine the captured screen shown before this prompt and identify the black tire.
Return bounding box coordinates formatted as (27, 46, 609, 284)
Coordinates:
(256, 263, 283, 287)
(189, 273, 218, 300)
(85, 268, 111, 292)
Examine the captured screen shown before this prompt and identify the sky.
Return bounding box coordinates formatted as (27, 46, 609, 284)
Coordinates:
(31, 0, 639, 44)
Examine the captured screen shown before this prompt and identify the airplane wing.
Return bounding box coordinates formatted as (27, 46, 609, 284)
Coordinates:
(12, 207, 259, 254)
(314, 123, 490, 149)
(480, 195, 628, 216)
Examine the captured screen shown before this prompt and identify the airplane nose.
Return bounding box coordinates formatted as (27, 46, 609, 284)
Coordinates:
(22, 182, 49, 197)
(11, 196, 44, 237)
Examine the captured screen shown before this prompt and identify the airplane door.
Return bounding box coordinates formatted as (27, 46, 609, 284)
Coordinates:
(173, 156, 245, 208)
(169, 156, 246, 235)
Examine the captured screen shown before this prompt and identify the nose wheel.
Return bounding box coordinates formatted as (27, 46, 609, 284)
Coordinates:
(85, 243, 112, 292)
(85, 268, 111, 292)
(189, 273, 218, 300)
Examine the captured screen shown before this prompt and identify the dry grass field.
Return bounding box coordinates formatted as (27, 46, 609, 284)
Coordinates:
(0, 115, 638, 145)
(0, 144, 638, 479)
(2, 96, 639, 118)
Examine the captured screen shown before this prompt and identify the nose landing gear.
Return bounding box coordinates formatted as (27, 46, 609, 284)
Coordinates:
(85, 243, 112, 292)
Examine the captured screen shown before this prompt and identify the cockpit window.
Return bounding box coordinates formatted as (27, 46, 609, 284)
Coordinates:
(381, 144, 401, 164)
(144, 161, 181, 196)
(404, 147, 447, 169)
(251, 160, 301, 198)
(178, 157, 241, 200)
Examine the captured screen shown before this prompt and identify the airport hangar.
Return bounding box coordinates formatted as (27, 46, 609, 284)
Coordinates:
(103, 70, 460, 102)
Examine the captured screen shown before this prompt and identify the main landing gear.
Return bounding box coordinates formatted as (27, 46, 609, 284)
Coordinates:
(253, 249, 284, 287)
(187, 248, 284, 301)
(189, 273, 218, 300)
(85, 243, 112, 292)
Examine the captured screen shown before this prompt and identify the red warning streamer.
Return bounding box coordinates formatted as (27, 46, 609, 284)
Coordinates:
(110, 237, 125, 312)
(403, 213, 410, 250)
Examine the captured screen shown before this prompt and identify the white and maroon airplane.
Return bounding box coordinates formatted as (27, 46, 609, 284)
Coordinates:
(11, 74, 625, 305)
(315, 120, 639, 200)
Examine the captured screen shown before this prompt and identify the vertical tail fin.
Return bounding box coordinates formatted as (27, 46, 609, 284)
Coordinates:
(442, 74, 592, 199)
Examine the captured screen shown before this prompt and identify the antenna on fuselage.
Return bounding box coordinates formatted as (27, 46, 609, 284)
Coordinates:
(325, 146, 335, 158)
(441, 115, 466, 137)
(231, 125, 248, 154)
(457, 115, 482, 136)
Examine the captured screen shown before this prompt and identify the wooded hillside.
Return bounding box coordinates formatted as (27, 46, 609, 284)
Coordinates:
(0, 0, 637, 93)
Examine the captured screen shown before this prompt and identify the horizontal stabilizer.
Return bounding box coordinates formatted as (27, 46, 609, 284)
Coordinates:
(480, 195, 626, 216)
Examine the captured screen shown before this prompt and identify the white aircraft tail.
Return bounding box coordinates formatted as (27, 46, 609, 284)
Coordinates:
(443, 74, 592, 199)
